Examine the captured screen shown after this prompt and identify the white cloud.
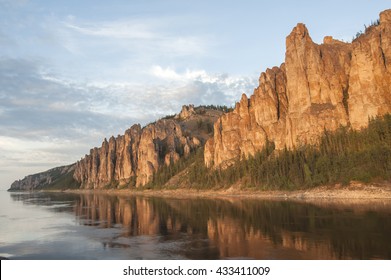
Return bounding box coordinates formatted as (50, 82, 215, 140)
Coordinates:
(64, 20, 154, 40)
(149, 65, 256, 100)
(0, 136, 78, 164)
(150, 65, 207, 81)
(56, 16, 209, 59)
(160, 36, 207, 56)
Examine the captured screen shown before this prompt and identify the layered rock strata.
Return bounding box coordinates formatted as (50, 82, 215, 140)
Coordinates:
(205, 10, 391, 168)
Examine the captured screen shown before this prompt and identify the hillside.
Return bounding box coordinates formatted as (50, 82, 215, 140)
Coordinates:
(8, 105, 224, 191)
(8, 164, 77, 191)
(145, 114, 391, 191)
(8, 9, 391, 192)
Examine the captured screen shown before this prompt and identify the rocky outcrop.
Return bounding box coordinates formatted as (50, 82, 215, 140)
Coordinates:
(348, 10, 391, 128)
(205, 66, 288, 168)
(73, 124, 141, 188)
(8, 164, 76, 191)
(134, 119, 197, 187)
(205, 10, 391, 168)
(175, 104, 196, 120)
(73, 106, 222, 188)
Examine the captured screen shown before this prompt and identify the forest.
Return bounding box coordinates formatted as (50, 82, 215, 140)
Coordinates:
(145, 114, 391, 190)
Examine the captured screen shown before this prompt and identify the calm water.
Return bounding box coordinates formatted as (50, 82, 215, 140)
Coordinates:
(1, 190, 391, 260)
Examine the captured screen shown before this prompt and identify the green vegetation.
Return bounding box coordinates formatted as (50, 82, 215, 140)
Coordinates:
(352, 18, 380, 41)
(152, 104, 232, 124)
(103, 180, 119, 189)
(202, 104, 233, 113)
(162, 114, 176, 120)
(143, 150, 200, 189)
(36, 166, 80, 190)
(146, 114, 391, 190)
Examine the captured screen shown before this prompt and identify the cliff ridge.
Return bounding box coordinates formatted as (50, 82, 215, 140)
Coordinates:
(74, 105, 222, 189)
(205, 9, 391, 168)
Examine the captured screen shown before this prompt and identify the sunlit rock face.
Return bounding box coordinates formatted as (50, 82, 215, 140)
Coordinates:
(205, 9, 391, 168)
(73, 106, 222, 188)
(73, 124, 142, 188)
(348, 10, 391, 129)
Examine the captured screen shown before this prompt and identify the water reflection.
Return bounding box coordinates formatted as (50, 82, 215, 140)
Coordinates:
(10, 192, 77, 213)
(9, 192, 391, 259)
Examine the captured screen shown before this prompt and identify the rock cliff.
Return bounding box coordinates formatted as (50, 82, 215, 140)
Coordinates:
(8, 164, 76, 191)
(10, 10, 391, 191)
(205, 10, 391, 168)
(74, 105, 222, 188)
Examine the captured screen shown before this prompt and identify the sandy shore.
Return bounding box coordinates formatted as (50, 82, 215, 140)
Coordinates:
(61, 181, 391, 201)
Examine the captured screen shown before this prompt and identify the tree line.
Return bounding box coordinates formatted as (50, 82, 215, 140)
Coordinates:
(145, 114, 391, 190)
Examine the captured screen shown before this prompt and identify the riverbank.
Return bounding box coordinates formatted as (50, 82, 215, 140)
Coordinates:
(60, 181, 391, 201)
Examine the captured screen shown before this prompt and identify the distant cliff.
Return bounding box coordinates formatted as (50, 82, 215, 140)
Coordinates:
(9, 105, 222, 191)
(73, 105, 222, 189)
(9, 164, 76, 191)
(205, 10, 391, 168)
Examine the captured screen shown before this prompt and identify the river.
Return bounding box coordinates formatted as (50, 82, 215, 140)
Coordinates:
(0, 190, 390, 259)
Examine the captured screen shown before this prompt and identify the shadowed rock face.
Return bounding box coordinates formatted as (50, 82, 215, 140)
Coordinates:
(9, 164, 76, 191)
(205, 10, 391, 168)
(73, 105, 222, 188)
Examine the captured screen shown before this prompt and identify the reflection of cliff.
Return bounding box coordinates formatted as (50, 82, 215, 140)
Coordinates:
(74, 195, 159, 235)
(207, 217, 276, 259)
(207, 217, 339, 259)
(71, 194, 391, 259)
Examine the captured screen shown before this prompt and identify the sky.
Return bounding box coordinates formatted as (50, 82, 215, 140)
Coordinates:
(0, 0, 390, 189)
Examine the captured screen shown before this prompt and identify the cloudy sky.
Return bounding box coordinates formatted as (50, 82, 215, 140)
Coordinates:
(0, 0, 389, 189)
